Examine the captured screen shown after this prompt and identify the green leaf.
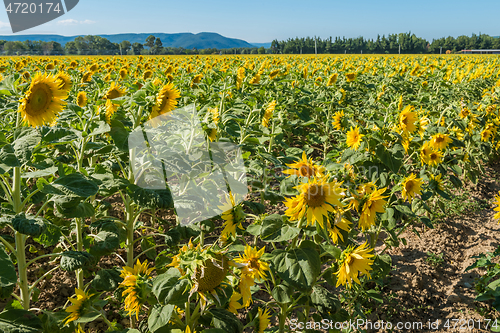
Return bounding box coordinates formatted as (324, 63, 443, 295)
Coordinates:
(75, 310, 101, 324)
(60, 251, 94, 271)
(272, 247, 321, 290)
(91, 269, 123, 291)
(271, 284, 292, 303)
(127, 185, 174, 210)
(51, 173, 99, 198)
(89, 231, 120, 257)
(152, 268, 190, 305)
(13, 127, 41, 165)
(21, 167, 58, 179)
(12, 213, 46, 237)
(88, 121, 111, 137)
(366, 290, 384, 303)
(0, 145, 20, 174)
(141, 236, 157, 260)
(259, 214, 300, 242)
(40, 311, 74, 333)
(210, 308, 243, 333)
(40, 127, 78, 144)
(375, 144, 403, 173)
(0, 309, 43, 332)
(55, 201, 95, 219)
(311, 285, 340, 314)
(33, 223, 62, 247)
(242, 201, 265, 215)
(0, 245, 16, 296)
(109, 119, 129, 151)
(148, 304, 175, 333)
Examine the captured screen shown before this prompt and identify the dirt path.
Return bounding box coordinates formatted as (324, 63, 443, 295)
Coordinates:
(370, 162, 500, 333)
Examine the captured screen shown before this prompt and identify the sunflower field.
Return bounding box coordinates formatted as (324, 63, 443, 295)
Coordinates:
(0, 54, 499, 333)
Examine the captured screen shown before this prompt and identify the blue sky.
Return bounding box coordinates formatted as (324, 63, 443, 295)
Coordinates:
(0, 0, 498, 43)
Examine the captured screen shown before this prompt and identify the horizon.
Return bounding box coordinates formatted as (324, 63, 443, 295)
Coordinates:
(0, 0, 498, 43)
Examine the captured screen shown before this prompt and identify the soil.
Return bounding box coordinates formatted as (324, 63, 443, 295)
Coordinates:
(2, 161, 500, 333)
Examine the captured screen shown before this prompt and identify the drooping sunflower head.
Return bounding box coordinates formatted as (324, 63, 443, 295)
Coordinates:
(256, 308, 271, 333)
(81, 71, 92, 83)
(19, 72, 68, 127)
(143, 70, 153, 80)
(119, 259, 154, 319)
(103, 82, 126, 100)
(64, 288, 95, 325)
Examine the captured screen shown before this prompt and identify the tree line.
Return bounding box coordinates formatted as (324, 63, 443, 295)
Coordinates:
(0, 33, 498, 56)
(270, 32, 500, 54)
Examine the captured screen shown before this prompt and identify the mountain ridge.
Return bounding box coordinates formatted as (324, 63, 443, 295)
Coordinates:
(0, 32, 266, 49)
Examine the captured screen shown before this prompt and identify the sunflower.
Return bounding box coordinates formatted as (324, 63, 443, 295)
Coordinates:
(119, 259, 154, 320)
(262, 100, 276, 128)
(235, 246, 269, 281)
(401, 173, 423, 203)
(430, 133, 452, 151)
(494, 191, 500, 221)
(143, 70, 153, 80)
(150, 82, 181, 119)
(191, 74, 203, 88)
(269, 69, 280, 80)
(239, 273, 254, 307)
(103, 82, 126, 100)
(257, 308, 271, 333)
(418, 116, 430, 138)
(336, 242, 374, 288)
(339, 88, 346, 104)
(428, 150, 443, 166)
(119, 68, 128, 80)
(249, 74, 260, 85)
(346, 72, 356, 82)
(332, 110, 344, 131)
(218, 192, 245, 239)
(105, 99, 118, 124)
(55, 73, 72, 92)
(327, 209, 352, 243)
(346, 126, 364, 151)
(284, 177, 344, 228)
(18, 72, 68, 127)
(81, 71, 92, 83)
(356, 185, 388, 231)
(397, 95, 403, 111)
(399, 105, 417, 134)
(236, 67, 245, 88)
(481, 128, 492, 142)
(429, 174, 444, 191)
(420, 141, 433, 165)
(76, 91, 88, 108)
(227, 291, 244, 314)
(327, 73, 338, 86)
(64, 288, 94, 325)
(283, 152, 324, 178)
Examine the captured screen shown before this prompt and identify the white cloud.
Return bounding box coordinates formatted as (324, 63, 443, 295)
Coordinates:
(57, 19, 95, 26)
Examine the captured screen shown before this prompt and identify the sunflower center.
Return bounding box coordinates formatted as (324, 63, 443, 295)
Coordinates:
(305, 184, 326, 207)
(299, 165, 314, 177)
(346, 254, 354, 265)
(435, 137, 444, 143)
(27, 83, 52, 115)
(405, 181, 414, 193)
(248, 258, 260, 270)
(430, 153, 438, 160)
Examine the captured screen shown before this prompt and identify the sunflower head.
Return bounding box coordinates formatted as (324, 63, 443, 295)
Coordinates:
(150, 82, 181, 119)
(19, 72, 68, 127)
(283, 152, 324, 178)
(56, 73, 72, 92)
(401, 173, 423, 203)
(346, 126, 364, 151)
(336, 242, 374, 288)
(76, 91, 88, 108)
(119, 259, 154, 319)
(64, 288, 95, 325)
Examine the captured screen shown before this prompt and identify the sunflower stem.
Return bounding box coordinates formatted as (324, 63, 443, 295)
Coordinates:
(76, 218, 84, 289)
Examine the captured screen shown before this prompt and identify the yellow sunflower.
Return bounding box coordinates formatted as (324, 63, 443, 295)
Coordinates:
(356, 185, 388, 231)
(249, 74, 261, 85)
(401, 173, 423, 203)
(327, 73, 338, 86)
(119, 259, 154, 320)
(399, 105, 417, 134)
(257, 308, 271, 333)
(494, 191, 500, 221)
(55, 72, 72, 92)
(430, 133, 452, 151)
(81, 71, 92, 83)
(327, 209, 352, 243)
(218, 192, 245, 239)
(236, 67, 245, 88)
(76, 91, 88, 108)
(284, 177, 344, 228)
(64, 288, 94, 325)
(332, 110, 344, 131)
(235, 245, 269, 281)
(227, 291, 244, 314)
(103, 82, 126, 100)
(18, 72, 68, 127)
(282, 152, 324, 178)
(428, 150, 443, 166)
(150, 82, 181, 119)
(262, 100, 276, 128)
(346, 72, 356, 82)
(346, 126, 364, 151)
(336, 242, 374, 288)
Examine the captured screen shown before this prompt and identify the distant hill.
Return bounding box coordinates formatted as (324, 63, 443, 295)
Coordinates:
(0, 32, 260, 49)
